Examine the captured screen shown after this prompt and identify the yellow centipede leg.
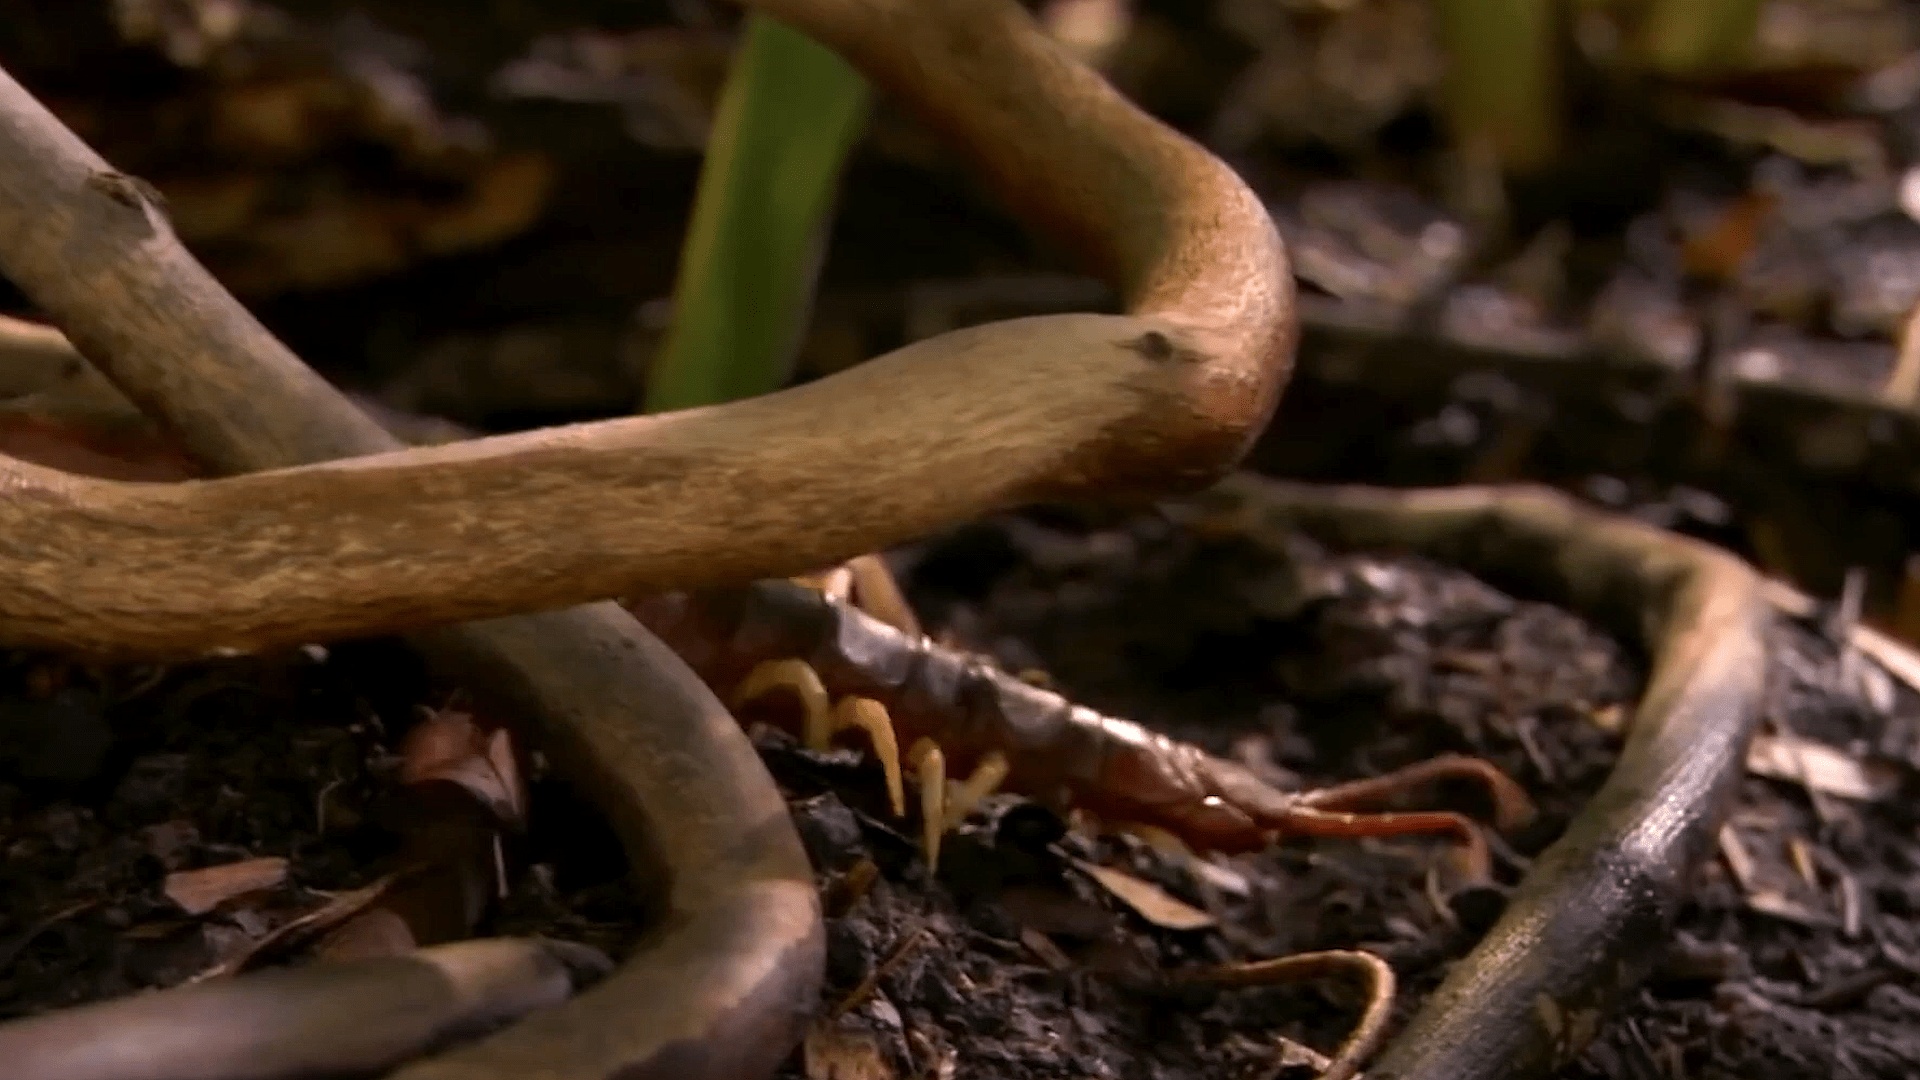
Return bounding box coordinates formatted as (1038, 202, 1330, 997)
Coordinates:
(832, 697, 905, 818)
(906, 738, 947, 871)
(941, 751, 1009, 831)
(1114, 821, 1198, 862)
(733, 659, 834, 751)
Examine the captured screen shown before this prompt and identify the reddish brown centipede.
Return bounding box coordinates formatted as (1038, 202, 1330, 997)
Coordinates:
(623, 576, 1536, 876)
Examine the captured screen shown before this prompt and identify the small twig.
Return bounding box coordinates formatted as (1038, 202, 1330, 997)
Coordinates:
(830, 926, 932, 1020)
(195, 870, 409, 981)
(1424, 865, 1460, 929)
(1787, 835, 1819, 890)
(1512, 714, 1555, 783)
(314, 776, 346, 836)
(1812, 845, 1865, 941)
(1718, 825, 1758, 896)
(0, 900, 96, 976)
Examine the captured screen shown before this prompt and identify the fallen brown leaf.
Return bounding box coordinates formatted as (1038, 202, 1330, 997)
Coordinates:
(1746, 733, 1899, 802)
(313, 700, 524, 960)
(1021, 926, 1076, 971)
(1070, 858, 1216, 931)
(164, 856, 289, 916)
(400, 702, 526, 826)
(803, 1019, 897, 1080)
(196, 871, 405, 980)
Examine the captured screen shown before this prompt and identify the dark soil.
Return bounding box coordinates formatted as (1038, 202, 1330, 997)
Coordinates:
(0, 641, 648, 1018)
(767, 508, 1638, 1080)
(6, 494, 1916, 1078)
(5, 4, 1920, 1078)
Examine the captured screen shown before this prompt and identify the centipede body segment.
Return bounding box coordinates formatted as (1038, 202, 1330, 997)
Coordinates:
(626, 573, 1535, 878)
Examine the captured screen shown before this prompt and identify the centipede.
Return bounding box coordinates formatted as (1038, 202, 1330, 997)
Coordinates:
(622, 563, 1536, 877)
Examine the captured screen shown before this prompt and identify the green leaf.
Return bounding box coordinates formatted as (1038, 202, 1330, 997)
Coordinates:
(643, 15, 870, 412)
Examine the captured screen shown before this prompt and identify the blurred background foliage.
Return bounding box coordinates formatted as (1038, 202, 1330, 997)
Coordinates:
(6, 0, 1920, 636)
(641, 13, 866, 413)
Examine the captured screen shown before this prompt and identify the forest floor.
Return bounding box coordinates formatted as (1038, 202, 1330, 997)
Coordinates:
(7, 2, 1920, 1077)
(5, 488, 1919, 1078)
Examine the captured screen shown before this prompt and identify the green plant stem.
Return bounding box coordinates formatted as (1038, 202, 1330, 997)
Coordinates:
(1434, 0, 1562, 174)
(1636, 0, 1761, 76)
(643, 14, 870, 412)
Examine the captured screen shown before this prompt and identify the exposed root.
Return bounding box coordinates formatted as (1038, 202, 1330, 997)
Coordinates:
(0, 938, 614, 1080)
(0, 0, 1293, 663)
(1197, 475, 1771, 1080)
(0, 0, 1292, 1075)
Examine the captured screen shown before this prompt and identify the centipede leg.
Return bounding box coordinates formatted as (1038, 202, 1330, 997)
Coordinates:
(940, 750, 1009, 831)
(1295, 754, 1537, 832)
(906, 739, 947, 870)
(1178, 949, 1396, 1080)
(730, 653, 998, 870)
(841, 553, 921, 638)
(794, 553, 921, 637)
(1275, 805, 1493, 883)
(834, 697, 905, 818)
(734, 659, 833, 747)
(735, 660, 908, 816)
(791, 564, 856, 604)
(894, 741, 1010, 871)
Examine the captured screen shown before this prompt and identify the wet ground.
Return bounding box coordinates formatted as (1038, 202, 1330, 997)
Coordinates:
(5, 3, 1920, 1077)
(4, 491, 1916, 1078)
